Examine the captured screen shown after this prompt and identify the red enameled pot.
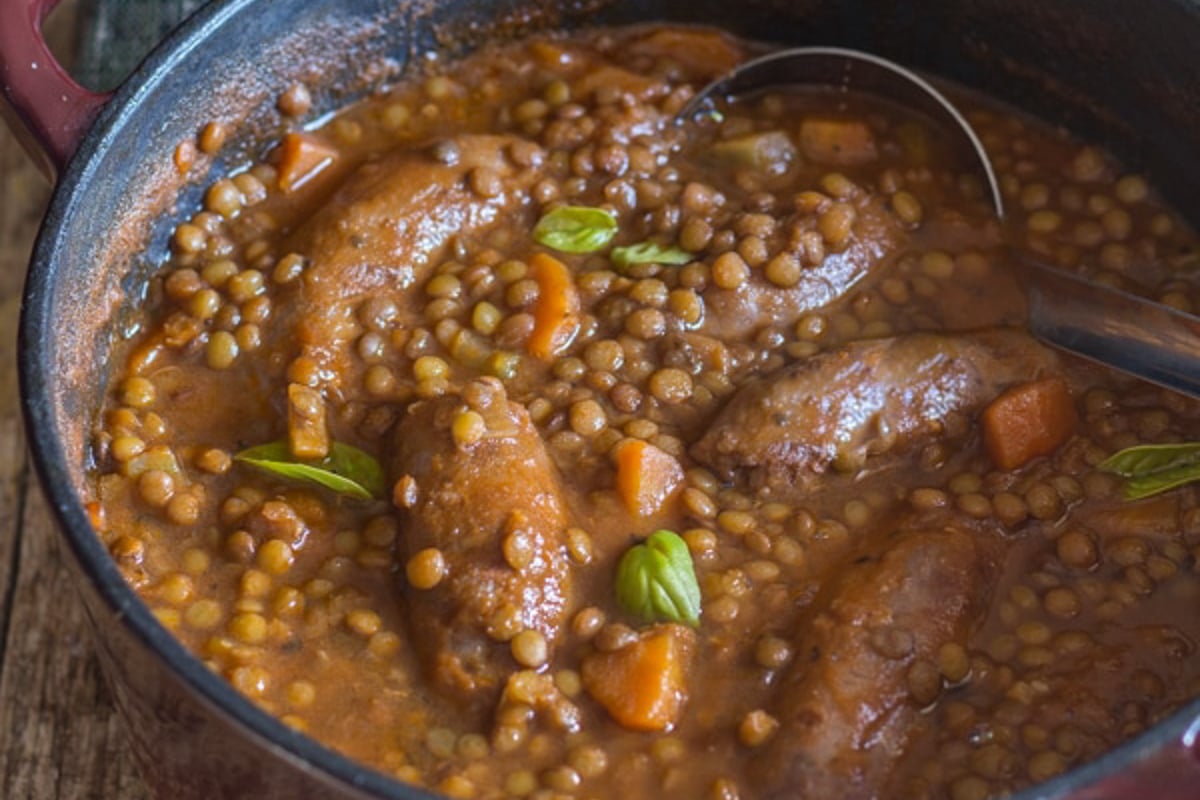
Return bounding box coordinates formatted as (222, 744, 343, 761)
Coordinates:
(3, 0, 1200, 796)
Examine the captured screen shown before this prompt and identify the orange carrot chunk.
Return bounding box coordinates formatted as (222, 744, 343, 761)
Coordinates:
(982, 377, 1078, 471)
(276, 132, 338, 193)
(581, 624, 695, 732)
(85, 501, 106, 532)
(527, 252, 580, 361)
(614, 438, 684, 518)
(799, 117, 878, 166)
(287, 382, 329, 460)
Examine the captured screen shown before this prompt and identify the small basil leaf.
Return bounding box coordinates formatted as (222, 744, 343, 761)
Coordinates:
(615, 530, 701, 627)
(611, 242, 694, 269)
(1098, 442, 1200, 500)
(236, 440, 385, 501)
(1124, 462, 1200, 500)
(1097, 443, 1200, 478)
(533, 206, 618, 254)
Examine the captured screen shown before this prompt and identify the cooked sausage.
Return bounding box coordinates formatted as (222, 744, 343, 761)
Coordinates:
(279, 134, 544, 386)
(754, 521, 1000, 799)
(390, 378, 573, 702)
(691, 329, 1060, 491)
(701, 194, 905, 340)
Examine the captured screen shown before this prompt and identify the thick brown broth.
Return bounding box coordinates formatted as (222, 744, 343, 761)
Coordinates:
(92, 25, 1200, 800)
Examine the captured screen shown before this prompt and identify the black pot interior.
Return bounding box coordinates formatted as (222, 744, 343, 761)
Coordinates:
(20, 0, 1200, 797)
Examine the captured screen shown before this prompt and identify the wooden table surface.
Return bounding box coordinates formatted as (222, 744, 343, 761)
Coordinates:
(0, 4, 151, 798)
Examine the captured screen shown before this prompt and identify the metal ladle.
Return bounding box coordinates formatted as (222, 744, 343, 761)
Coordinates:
(678, 47, 1200, 398)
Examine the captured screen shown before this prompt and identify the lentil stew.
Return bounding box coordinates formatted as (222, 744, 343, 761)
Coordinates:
(91, 24, 1200, 800)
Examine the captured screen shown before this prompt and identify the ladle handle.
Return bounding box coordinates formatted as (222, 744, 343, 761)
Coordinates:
(1022, 254, 1200, 398)
(0, 0, 112, 179)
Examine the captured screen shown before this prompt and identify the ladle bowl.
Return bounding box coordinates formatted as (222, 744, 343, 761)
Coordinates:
(679, 47, 1200, 397)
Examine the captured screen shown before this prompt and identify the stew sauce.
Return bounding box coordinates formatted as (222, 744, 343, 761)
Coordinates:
(93, 25, 1200, 800)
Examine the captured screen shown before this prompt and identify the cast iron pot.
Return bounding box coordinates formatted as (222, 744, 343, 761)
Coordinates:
(4, 0, 1200, 797)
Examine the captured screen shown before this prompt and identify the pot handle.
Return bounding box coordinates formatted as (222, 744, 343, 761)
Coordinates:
(0, 0, 112, 179)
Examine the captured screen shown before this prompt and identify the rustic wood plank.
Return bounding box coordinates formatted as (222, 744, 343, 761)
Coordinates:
(0, 1, 151, 795)
(0, 135, 151, 800)
(0, 383, 29, 689)
(0, 54, 50, 737)
(0, 123, 42, 624)
(0, 0, 48, 614)
(75, 0, 208, 90)
(0, 488, 149, 799)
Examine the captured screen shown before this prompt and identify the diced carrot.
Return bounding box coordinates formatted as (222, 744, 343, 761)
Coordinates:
(614, 438, 684, 518)
(982, 377, 1077, 471)
(529, 40, 572, 69)
(581, 624, 695, 732)
(276, 132, 338, 193)
(799, 117, 878, 166)
(287, 382, 329, 460)
(85, 501, 106, 532)
(527, 252, 580, 361)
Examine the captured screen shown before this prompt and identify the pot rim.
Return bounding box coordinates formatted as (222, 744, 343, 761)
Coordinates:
(17, 1, 1200, 798)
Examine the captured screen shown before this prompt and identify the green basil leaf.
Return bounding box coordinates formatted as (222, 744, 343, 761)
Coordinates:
(611, 242, 694, 269)
(1098, 442, 1200, 500)
(236, 440, 385, 501)
(1097, 443, 1200, 478)
(615, 530, 701, 627)
(533, 206, 618, 253)
(1124, 462, 1200, 500)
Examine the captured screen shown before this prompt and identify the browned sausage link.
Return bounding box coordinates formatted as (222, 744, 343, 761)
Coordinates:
(754, 523, 1000, 799)
(700, 193, 905, 341)
(390, 378, 573, 702)
(278, 134, 544, 388)
(691, 329, 1060, 492)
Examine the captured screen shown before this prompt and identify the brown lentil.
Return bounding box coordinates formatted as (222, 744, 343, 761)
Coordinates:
(407, 548, 447, 589)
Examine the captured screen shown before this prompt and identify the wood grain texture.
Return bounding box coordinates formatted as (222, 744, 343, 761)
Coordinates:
(75, 0, 207, 90)
(0, 1, 151, 797)
(0, 487, 149, 799)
